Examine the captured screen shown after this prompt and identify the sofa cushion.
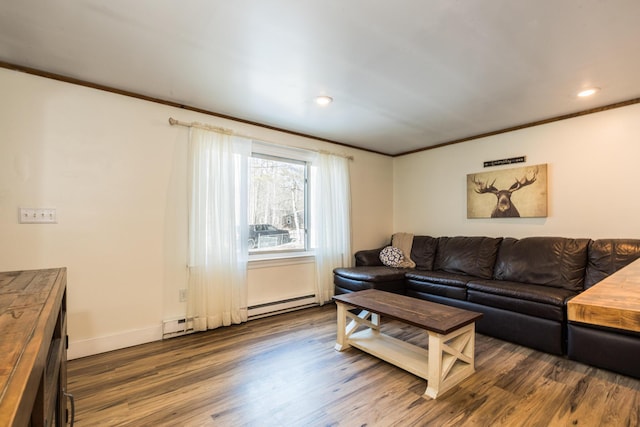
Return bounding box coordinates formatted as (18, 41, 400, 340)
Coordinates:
(333, 266, 408, 282)
(493, 237, 589, 292)
(434, 236, 502, 279)
(405, 270, 473, 288)
(406, 279, 467, 300)
(467, 279, 576, 306)
(467, 279, 577, 321)
(585, 239, 640, 288)
(333, 266, 407, 295)
(410, 236, 438, 270)
(405, 270, 472, 300)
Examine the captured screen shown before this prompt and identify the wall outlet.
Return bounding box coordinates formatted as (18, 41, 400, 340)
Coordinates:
(179, 288, 187, 302)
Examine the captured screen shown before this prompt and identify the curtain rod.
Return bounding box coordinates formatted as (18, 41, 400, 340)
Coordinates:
(168, 117, 354, 161)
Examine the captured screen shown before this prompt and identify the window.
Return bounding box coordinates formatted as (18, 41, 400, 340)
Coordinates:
(248, 149, 309, 254)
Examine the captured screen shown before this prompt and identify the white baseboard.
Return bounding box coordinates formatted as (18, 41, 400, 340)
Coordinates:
(68, 325, 162, 360)
(68, 297, 317, 359)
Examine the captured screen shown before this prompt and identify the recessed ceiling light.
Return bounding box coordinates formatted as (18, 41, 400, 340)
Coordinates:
(577, 87, 600, 97)
(315, 95, 333, 106)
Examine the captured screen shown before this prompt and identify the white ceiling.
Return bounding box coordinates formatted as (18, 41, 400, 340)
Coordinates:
(1, 1, 639, 155)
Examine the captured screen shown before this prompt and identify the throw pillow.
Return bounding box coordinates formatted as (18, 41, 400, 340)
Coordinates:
(379, 246, 405, 267)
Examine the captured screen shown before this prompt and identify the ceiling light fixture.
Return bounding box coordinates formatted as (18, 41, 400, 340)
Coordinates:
(315, 95, 333, 106)
(577, 87, 600, 98)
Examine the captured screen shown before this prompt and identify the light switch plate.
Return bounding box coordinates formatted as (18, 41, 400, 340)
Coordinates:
(19, 208, 57, 224)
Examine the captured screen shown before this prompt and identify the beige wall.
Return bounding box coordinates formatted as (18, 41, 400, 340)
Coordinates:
(0, 68, 394, 358)
(7, 65, 636, 359)
(393, 102, 640, 239)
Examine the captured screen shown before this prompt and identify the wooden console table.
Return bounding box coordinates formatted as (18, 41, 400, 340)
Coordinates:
(333, 289, 482, 399)
(568, 259, 640, 332)
(0, 268, 68, 426)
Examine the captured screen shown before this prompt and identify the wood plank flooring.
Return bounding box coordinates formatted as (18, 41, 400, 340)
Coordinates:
(68, 304, 640, 426)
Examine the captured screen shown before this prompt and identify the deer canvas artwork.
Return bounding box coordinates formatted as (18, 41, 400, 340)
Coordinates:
(467, 163, 547, 218)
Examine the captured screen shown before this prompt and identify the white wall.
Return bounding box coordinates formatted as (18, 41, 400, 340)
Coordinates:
(393, 102, 640, 239)
(0, 68, 394, 358)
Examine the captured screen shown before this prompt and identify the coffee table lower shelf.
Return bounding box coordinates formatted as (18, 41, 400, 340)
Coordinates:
(334, 304, 477, 399)
(346, 328, 430, 379)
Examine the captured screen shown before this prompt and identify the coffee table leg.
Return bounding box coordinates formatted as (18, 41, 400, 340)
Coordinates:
(335, 303, 381, 351)
(335, 301, 350, 351)
(426, 332, 443, 398)
(425, 323, 476, 399)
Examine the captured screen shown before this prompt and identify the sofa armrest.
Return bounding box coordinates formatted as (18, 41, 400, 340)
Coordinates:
(355, 247, 387, 266)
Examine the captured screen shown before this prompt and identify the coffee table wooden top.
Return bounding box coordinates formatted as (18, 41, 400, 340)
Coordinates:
(568, 258, 640, 332)
(333, 289, 482, 335)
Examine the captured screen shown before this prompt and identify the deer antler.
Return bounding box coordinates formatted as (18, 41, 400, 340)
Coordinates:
(509, 167, 538, 192)
(472, 176, 499, 194)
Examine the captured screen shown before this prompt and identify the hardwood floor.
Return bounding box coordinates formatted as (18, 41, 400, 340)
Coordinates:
(68, 304, 640, 426)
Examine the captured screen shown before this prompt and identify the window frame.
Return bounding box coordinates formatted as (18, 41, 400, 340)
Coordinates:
(248, 142, 315, 260)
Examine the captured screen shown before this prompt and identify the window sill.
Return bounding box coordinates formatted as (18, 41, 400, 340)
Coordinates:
(248, 251, 315, 268)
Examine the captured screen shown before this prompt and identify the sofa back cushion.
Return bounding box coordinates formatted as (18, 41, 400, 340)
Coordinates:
(585, 239, 640, 288)
(410, 236, 439, 270)
(494, 237, 589, 291)
(434, 236, 502, 279)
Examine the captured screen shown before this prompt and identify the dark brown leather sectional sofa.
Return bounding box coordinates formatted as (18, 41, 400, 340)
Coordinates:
(334, 236, 640, 376)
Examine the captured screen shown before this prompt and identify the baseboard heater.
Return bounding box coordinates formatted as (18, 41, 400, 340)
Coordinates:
(248, 294, 317, 320)
(162, 294, 317, 339)
(162, 317, 194, 340)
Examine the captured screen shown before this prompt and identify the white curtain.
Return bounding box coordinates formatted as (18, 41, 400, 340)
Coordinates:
(187, 127, 251, 331)
(314, 153, 352, 304)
